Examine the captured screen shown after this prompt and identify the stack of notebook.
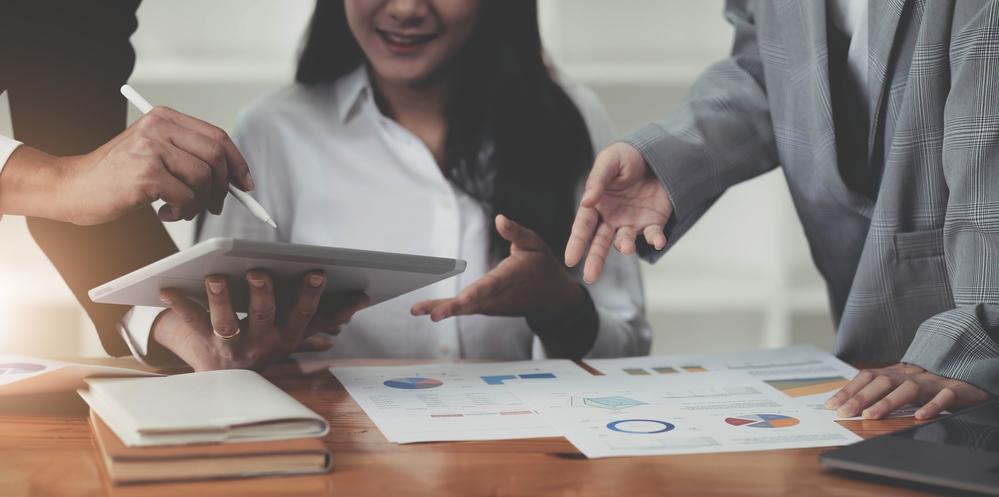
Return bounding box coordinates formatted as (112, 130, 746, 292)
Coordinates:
(79, 369, 332, 484)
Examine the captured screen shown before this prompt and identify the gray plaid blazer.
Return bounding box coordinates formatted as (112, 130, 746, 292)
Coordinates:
(628, 0, 999, 393)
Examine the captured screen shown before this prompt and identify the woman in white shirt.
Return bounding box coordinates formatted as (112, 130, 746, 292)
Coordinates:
(196, 0, 651, 361)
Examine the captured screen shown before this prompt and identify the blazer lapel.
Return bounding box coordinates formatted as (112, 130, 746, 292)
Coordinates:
(867, 0, 909, 162)
(782, 0, 875, 215)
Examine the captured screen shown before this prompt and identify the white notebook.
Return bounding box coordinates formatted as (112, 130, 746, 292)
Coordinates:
(78, 369, 328, 447)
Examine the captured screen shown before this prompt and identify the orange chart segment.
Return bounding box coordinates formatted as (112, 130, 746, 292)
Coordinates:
(763, 376, 850, 398)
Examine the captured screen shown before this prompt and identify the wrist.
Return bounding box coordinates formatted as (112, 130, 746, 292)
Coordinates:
(540, 274, 588, 320)
(527, 283, 599, 359)
(0, 146, 73, 220)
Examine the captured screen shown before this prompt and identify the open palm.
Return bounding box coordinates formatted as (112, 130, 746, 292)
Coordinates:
(411, 215, 584, 320)
(565, 142, 673, 283)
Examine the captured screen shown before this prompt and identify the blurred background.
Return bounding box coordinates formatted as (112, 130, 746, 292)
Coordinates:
(0, 0, 833, 358)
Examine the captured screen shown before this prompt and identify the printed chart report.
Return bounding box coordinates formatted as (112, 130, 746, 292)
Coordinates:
(510, 373, 862, 458)
(0, 354, 157, 396)
(585, 345, 917, 420)
(330, 360, 592, 443)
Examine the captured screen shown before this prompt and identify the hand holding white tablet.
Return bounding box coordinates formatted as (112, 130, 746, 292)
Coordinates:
(155, 269, 368, 371)
(90, 238, 466, 312)
(120, 84, 277, 229)
(89, 238, 465, 371)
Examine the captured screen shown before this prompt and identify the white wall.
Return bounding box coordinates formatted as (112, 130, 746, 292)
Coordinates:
(0, 0, 835, 358)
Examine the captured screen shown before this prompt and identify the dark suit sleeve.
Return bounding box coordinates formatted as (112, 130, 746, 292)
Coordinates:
(2, 0, 177, 356)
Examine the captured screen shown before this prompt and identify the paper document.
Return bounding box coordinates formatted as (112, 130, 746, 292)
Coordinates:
(586, 345, 917, 420)
(510, 373, 862, 458)
(0, 354, 158, 396)
(331, 360, 592, 443)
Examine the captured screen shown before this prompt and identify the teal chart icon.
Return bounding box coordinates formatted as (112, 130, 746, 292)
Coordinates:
(582, 396, 648, 410)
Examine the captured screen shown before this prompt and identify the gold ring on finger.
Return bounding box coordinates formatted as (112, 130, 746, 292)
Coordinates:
(213, 328, 241, 341)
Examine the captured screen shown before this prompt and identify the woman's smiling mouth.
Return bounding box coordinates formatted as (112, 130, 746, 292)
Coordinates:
(376, 28, 441, 54)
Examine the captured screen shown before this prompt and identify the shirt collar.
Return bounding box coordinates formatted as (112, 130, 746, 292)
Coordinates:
(334, 65, 372, 123)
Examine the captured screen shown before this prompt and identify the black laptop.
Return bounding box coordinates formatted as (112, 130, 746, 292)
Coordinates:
(821, 400, 999, 495)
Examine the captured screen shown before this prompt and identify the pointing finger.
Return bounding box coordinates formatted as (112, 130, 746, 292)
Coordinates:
(565, 206, 599, 267)
(583, 223, 615, 283)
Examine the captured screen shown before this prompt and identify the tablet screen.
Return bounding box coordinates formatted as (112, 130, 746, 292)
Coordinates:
(890, 402, 999, 453)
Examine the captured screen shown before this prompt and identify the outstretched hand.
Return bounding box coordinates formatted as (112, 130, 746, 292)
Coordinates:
(411, 215, 586, 321)
(564, 142, 673, 283)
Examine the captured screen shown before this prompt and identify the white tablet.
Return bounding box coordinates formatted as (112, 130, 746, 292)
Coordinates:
(89, 238, 467, 312)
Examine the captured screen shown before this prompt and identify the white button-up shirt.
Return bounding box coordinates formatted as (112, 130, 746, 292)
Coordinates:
(130, 66, 651, 361)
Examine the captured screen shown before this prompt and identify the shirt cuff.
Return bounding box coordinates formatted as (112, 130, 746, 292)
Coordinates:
(0, 135, 22, 221)
(119, 306, 165, 358)
(0, 134, 21, 173)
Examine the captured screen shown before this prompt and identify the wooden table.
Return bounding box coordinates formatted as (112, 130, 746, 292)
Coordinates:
(0, 358, 958, 497)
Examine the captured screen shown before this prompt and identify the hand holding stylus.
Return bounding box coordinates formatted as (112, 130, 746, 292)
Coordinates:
(119, 85, 276, 228)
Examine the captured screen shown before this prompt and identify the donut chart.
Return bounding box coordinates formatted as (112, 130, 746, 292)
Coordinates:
(383, 377, 444, 390)
(606, 419, 676, 434)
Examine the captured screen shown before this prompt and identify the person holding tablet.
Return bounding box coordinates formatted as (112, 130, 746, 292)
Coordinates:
(170, 0, 651, 362)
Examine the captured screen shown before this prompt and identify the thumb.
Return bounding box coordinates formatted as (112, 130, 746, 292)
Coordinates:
(495, 215, 545, 251)
(580, 145, 625, 207)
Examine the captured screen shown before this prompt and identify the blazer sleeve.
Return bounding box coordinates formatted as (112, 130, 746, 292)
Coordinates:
(900, 2, 999, 394)
(623, 0, 780, 263)
(6, 0, 170, 357)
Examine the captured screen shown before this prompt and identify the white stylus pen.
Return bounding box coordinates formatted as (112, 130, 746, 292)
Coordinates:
(120, 84, 278, 229)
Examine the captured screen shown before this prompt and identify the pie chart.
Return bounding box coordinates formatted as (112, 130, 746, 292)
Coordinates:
(383, 377, 443, 390)
(0, 362, 46, 376)
(725, 414, 800, 428)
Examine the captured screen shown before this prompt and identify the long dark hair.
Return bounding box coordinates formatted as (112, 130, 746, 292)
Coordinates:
(296, 0, 593, 261)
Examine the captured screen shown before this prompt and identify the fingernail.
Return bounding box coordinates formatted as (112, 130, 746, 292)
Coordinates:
(824, 399, 835, 409)
(207, 281, 223, 295)
(244, 172, 255, 191)
(159, 293, 172, 305)
(248, 277, 265, 288)
(309, 274, 325, 287)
